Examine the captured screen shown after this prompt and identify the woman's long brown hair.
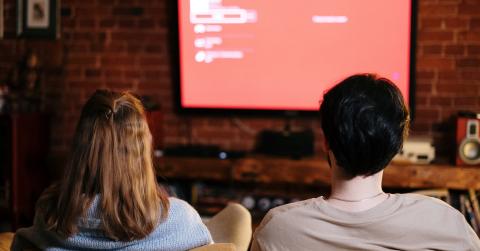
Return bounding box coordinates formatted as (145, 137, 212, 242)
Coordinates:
(37, 90, 169, 241)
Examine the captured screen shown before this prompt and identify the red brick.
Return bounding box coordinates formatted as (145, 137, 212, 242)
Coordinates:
(100, 19, 115, 28)
(418, 0, 438, 5)
(125, 71, 141, 79)
(415, 83, 433, 93)
(139, 56, 167, 66)
(471, 18, 480, 30)
(112, 7, 144, 16)
(457, 31, 480, 42)
(118, 20, 136, 28)
(111, 32, 149, 41)
(445, 45, 465, 56)
(438, 71, 460, 80)
(437, 83, 479, 94)
(444, 18, 468, 29)
(459, 4, 480, 15)
(78, 19, 96, 29)
(118, 0, 135, 4)
(467, 45, 480, 55)
(416, 97, 428, 106)
(101, 56, 136, 66)
(104, 69, 124, 80)
(409, 122, 431, 133)
(74, 7, 104, 18)
(417, 57, 454, 70)
(418, 31, 454, 42)
(145, 45, 164, 53)
(415, 108, 440, 120)
(143, 70, 168, 80)
(461, 71, 480, 80)
(440, 107, 459, 119)
(67, 55, 98, 65)
(64, 68, 84, 79)
(72, 32, 97, 40)
(420, 18, 442, 29)
(454, 97, 478, 106)
(98, 0, 115, 5)
(139, 19, 156, 29)
(423, 45, 442, 55)
(456, 58, 480, 68)
(420, 5, 458, 16)
(430, 97, 452, 106)
(144, 7, 167, 17)
(67, 43, 89, 52)
(63, 20, 76, 29)
(416, 70, 435, 79)
(85, 68, 102, 77)
(103, 43, 125, 53)
(69, 80, 103, 90)
(105, 81, 134, 89)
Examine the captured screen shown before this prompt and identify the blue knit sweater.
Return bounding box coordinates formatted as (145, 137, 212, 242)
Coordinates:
(11, 197, 213, 251)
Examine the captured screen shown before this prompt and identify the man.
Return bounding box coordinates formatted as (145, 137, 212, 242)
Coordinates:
(251, 74, 480, 250)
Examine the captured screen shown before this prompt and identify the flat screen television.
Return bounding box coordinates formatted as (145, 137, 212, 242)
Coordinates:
(171, 0, 416, 115)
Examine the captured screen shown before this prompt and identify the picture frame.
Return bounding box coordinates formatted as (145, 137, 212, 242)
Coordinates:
(17, 0, 59, 39)
(0, 0, 4, 39)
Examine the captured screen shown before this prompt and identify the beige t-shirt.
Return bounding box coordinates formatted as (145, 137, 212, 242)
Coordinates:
(251, 194, 480, 251)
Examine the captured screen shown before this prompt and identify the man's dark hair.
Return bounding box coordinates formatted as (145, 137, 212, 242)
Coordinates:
(319, 74, 410, 177)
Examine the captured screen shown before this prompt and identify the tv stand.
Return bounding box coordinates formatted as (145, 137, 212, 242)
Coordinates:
(155, 156, 480, 190)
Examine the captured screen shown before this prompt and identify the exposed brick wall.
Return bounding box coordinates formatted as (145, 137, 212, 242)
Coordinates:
(0, 0, 479, 165)
(415, 0, 480, 158)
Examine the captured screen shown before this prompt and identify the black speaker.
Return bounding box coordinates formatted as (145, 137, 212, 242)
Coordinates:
(255, 129, 315, 158)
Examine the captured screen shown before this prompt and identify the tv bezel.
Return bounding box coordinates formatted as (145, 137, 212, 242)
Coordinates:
(168, 0, 417, 118)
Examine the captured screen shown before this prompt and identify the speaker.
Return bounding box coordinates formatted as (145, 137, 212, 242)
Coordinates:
(456, 114, 480, 166)
(255, 129, 314, 158)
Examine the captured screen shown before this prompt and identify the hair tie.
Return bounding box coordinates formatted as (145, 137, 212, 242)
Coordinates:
(105, 109, 113, 120)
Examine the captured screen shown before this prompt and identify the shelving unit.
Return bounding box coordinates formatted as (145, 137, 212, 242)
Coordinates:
(155, 156, 480, 190)
(0, 113, 50, 230)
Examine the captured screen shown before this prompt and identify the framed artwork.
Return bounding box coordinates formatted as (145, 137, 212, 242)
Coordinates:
(0, 0, 3, 38)
(17, 0, 59, 39)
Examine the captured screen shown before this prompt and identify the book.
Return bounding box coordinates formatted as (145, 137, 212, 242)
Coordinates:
(469, 189, 480, 234)
(463, 194, 479, 233)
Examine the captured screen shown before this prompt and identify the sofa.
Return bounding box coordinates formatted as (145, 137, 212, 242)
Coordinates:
(0, 203, 252, 251)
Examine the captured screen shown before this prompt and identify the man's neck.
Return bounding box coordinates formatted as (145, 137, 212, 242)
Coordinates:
(326, 163, 387, 212)
(330, 169, 384, 199)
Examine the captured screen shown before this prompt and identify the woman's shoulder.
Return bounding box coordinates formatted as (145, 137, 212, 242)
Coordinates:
(162, 197, 210, 233)
(149, 197, 212, 248)
(168, 197, 202, 218)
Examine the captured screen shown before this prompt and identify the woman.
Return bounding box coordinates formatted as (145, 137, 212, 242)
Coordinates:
(12, 90, 212, 250)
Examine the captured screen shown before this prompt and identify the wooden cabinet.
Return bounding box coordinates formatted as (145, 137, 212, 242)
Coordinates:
(155, 156, 480, 190)
(0, 113, 50, 230)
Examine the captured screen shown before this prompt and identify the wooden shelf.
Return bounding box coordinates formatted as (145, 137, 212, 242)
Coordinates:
(155, 156, 480, 190)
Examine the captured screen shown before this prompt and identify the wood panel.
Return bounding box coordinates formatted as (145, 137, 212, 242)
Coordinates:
(0, 113, 50, 230)
(155, 156, 480, 190)
(155, 157, 232, 181)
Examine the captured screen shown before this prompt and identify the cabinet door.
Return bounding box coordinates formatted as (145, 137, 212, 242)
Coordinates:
(4, 114, 50, 229)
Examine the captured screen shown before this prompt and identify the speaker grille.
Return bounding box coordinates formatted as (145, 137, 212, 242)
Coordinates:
(459, 139, 480, 164)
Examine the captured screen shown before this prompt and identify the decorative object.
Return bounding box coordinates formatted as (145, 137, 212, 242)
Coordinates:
(17, 0, 59, 39)
(6, 50, 43, 112)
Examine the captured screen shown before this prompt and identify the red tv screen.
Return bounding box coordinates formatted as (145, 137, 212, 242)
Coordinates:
(177, 0, 414, 111)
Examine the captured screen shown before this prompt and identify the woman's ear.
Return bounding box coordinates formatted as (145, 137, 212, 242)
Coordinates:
(322, 138, 330, 153)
